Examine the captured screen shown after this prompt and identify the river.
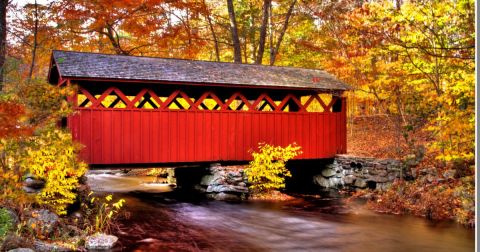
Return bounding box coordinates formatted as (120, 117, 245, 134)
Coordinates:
(87, 172, 475, 252)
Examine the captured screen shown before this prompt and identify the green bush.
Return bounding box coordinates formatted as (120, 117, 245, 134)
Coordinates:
(245, 143, 302, 193)
(0, 208, 14, 239)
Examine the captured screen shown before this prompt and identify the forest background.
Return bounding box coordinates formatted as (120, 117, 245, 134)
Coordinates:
(0, 0, 475, 226)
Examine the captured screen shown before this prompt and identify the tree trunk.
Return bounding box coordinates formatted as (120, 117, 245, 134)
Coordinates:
(0, 0, 7, 91)
(226, 0, 242, 63)
(255, 0, 271, 64)
(104, 25, 128, 55)
(28, 0, 39, 80)
(203, 0, 220, 61)
(269, 0, 296, 66)
(395, 0, 403, 10)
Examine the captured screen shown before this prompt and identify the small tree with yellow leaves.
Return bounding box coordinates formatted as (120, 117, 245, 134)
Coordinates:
(245, 143, 302, 193)
(22, 127, 88, 215)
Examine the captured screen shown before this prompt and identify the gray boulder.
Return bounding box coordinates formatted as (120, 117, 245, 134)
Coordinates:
(321, 168, 336, 178)
(443, 169, 456, 179)
(354, 178, 367, 188)
(85, 233, 118, 250)
(313, 176, 342, 188)
(343, 175, 356, 185)
(206, 184, 248, 194)
(33, 240, 71, 252)
(24, 177, 45, 189)
(313, 175, 332, 188)
(7, 248, 35, 252)
(23, 176, 45, 194)
(27, 209, 59, 237)
(370, 175, 389, 183)
(200, 175, 214, 186)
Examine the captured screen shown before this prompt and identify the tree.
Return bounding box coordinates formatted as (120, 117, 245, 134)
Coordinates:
(0, 0, 7, 90)
(305, 0, 474, 163)
(202, 0, 220, 61)
(9, 1, 60, 79)
(269, 0, 296, 65)
(226, 0, 242, 63)
(254, 0, 270, 64)
(53, 0, 207, 58)
(245, 143, 301, 193)
(28, 0, 38, 80)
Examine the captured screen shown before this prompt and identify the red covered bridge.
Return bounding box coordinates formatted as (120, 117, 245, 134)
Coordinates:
(48, 51, 350, 165)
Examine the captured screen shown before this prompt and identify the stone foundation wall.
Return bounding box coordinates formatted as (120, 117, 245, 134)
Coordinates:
(197, 164, 249, 200)
(313, 155, 403, 191)
(193, 156, 403, 200)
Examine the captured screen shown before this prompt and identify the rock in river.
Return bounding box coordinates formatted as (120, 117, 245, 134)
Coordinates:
(85, 233, 118, 250)
(7, 249, 35, 252)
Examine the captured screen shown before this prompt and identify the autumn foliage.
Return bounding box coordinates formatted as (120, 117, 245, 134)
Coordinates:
(0, 0, 475, 226)
(23, 127, 88, 215)
(366, 175, 475, 227)
(0, 101, 32, 139)
(245, 143, 302, 193)
(0, 81, 86, 217)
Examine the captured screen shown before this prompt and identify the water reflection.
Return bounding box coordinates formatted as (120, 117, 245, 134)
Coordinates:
(87, 171, 474, 252)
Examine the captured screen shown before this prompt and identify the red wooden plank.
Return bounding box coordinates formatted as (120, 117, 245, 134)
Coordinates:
(310, 114, 316, 157)
(212, 113, 220, 161)
(119, 111, 125, 164)
(242, 113, 249, 159)
(75, 112, 84, 161)
(319, 114, 324, 157)
(289, 113, 296, 156)
(99, 111, 112, 163)
(236, 113, 244, 160)
(160, 111, 169, 162)
(205, 112, 211, 161)
(298, 114, 305, 158)
(330, 113, 335, 155)
(142, 111, 151, 162)
(228, 112, 236, 160)
(125, 110, 133, 163)
(179, 112, 187, 162)
(258, 113, 266, 144)
(92, 111, 101, 163)
(343, 97, 347, 153)
(151, 111, 159, 162)
(273, 113, 286, 146)
(132, 111, 141, 162)
(187, 112, 195, 161)
(111, 111, 121, 163)
(171, 112, 178, 162)
(219, 112, 224, 161)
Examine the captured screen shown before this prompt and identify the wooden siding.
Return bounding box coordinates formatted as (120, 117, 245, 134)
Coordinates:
(68, 103, 347, 165)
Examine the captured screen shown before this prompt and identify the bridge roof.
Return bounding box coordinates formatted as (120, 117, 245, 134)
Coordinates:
(49, 50, 351, 91)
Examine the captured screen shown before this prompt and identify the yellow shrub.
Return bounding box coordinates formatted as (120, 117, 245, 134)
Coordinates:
(245, 143, 302, 193)
(85, 193, 126, 234)
(22, 127, 88, 215)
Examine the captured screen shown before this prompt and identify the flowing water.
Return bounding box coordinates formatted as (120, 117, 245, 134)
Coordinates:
(87, 172, 475, 252)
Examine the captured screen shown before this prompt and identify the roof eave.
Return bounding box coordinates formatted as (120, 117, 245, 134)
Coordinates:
(63, 76, 349, 92)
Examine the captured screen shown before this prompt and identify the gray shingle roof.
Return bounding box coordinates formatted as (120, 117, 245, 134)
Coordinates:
(50, 50, 350, 91)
